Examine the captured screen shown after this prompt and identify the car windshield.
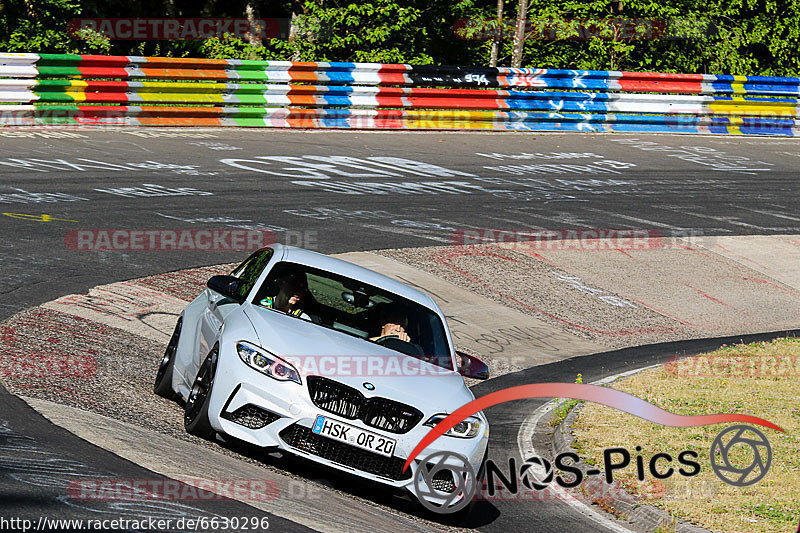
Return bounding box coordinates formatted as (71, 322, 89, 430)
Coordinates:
(251, 261, 453, 369)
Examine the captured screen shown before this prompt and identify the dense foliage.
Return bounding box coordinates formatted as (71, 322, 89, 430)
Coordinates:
(1, 0, 798, 75)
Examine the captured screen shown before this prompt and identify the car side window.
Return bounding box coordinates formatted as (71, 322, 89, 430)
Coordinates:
(230, 248, 274, 300)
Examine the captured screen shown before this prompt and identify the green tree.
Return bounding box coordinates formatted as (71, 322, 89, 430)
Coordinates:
(515, 0, 800, 75)
(1, 0, 82, 53)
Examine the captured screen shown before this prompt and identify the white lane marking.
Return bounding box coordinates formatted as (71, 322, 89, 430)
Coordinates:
(483, 215, 548, 228)
(509, 208, 593, 228)
(730, 205, 800, 223)
(577, 207, 686, 232)
(359, 224, 452, 243)
(424, 216, 492, 231)
(516, 365, 660, 533)
(660, 209, 773, 231)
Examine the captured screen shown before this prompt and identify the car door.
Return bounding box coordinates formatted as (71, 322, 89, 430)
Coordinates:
(193, 248, 275, 379)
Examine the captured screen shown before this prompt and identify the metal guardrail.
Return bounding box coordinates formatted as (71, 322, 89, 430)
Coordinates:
(1, 52, 798, 134)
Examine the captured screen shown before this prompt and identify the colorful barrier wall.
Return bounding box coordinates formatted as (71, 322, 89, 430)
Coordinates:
(1, 52, 798, 134)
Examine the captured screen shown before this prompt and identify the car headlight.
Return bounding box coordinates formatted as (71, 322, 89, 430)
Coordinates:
(424, 414, 481, 438)
(237, 341, 301, 385)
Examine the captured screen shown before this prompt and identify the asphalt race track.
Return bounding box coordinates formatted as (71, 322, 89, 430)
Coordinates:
(2, 130, 800, 316)
(1, 129, 799, 531)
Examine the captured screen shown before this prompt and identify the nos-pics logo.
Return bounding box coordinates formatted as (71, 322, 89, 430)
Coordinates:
(403, 383, 781, 515)
(413, 424, 772, 514)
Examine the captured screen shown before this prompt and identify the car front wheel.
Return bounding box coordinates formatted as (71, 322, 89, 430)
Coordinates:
(184, 346, 218, 439)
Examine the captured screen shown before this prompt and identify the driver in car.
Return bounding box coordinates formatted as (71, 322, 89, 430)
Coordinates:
(260, 271, 311, 319)
(370, 305, 411, 342)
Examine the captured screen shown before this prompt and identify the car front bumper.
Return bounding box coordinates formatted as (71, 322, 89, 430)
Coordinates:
(206, 342, 489, 500)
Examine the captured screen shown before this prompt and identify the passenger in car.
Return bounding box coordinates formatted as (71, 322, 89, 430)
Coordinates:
(260, 271, 312, 319)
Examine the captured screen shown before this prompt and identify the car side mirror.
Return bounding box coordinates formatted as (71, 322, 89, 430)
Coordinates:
(456, 351, 490, 380)
(207, 275, 243, 302)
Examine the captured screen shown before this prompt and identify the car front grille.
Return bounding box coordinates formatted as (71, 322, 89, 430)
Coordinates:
(307, 376, 423, 434)
(306, 376, 364, 419)
(221, 404, 280, 430)
(362, 397, 424, 434)
(279, 424, 412, 481)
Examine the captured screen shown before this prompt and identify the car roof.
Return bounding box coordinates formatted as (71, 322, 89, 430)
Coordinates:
(271, 244, 439, 310)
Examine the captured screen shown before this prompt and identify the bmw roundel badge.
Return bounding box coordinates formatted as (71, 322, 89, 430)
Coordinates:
(363, 382, 375, 391)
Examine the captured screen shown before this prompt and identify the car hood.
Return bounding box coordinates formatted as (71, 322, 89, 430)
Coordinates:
(242, 305, 473, 414)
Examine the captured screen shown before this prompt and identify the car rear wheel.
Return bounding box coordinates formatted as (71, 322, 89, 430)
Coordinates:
(184, 346, 218, 439)
(154, 317, 182, 398)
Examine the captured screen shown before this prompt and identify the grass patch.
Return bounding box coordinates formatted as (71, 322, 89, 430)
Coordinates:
(550, 398, 582, 427)
(653, 517, 677, 533)
(550, 373, 583, 427)
(572, 337, 800, 533)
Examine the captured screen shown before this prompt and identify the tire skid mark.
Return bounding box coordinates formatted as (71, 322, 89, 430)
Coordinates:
(733, 276, 800, 297)
(683, 284, 745, 314)
(41, 281, 187, 343)
(431, 246, 682, 337)
(627, 298, 703, 329)
(0, 309, 126, 409)
(710, 242, 775, 273)
(1, 306, 174, 430)
(527, 239, 798, 329)
(672, 244, 715, 259)
(679, 239, 800, 300)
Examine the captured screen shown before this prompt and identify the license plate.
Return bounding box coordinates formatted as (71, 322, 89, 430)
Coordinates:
(312, 415, 396, 457)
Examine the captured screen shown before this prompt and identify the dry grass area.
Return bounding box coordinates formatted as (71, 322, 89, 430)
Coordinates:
(572, 337, 800, 533)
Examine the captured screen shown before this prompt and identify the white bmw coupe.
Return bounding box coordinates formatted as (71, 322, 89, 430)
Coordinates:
(154, 244, 490, 510)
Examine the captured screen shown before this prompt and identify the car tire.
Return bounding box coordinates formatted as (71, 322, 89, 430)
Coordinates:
(184, 346, 218, 439)
(154, 317, 182, 399)
(417, 446, 488, 522)
(449, 446, 488, 523)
